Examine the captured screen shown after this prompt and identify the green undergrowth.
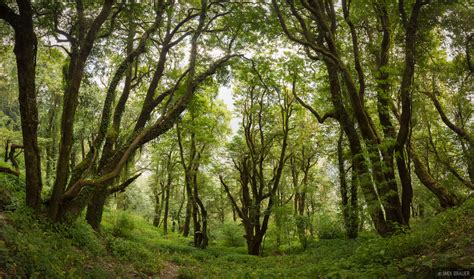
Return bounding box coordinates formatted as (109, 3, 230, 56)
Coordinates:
(0, 171, 472, 278)
(100, 199, 474, 278)
(105, 199, 473, 278)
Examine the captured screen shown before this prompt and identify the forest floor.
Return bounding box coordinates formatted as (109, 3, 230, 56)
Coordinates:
(0, 176, 473, 278)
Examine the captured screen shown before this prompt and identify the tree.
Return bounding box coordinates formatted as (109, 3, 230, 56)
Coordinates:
(271, 0, 444, 234)
(0, 0, 43, 209)
(220, 60, 293, 255)
(177, 92, 230, 248)
(286, 99, 319, 247)
(149, 132, 179, 234)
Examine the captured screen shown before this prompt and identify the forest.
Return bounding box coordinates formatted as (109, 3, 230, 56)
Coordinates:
(0, 0, 472, 278)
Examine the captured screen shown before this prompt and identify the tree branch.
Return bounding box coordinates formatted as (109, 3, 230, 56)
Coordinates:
(0, 166, 19, 177)
(219, 175, 246, 221)
(108, 172, 142, 194)
(422, 91, 473, 145)
(0, 2, 19, 27)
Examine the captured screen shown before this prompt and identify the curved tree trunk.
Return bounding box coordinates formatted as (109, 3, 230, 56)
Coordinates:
(410, 146, 462, 208)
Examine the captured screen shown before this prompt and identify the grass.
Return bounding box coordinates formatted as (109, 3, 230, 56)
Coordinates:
(0, 172, 473, 278)
(99, 200, 474, 277)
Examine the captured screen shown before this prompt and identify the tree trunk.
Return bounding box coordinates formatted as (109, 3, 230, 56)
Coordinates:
(153, 193, 161, 227)
(177, 189, 185, 232)
(337, 130, 352, 238)
(183, 194, 192, 237)
(194, 195, 208, 248)
(45, 94, 60, 187)
(192, 171, 208, 248)
(163, 183, 170, 234)
(410, 146, 461, 208)
(397, 148, 413, 224)
(86, 186, 109, 231)
(10, 1, 43, 210)
(49, 0, 114, 221)
(245, 231, 264, 256)
(295, 191, 307, 248)
(348, 163, 359, 238)
(325, 61, 390, 236)
(461, 142, 474, 184)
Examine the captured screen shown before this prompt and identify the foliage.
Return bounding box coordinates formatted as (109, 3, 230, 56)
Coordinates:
(0, 170, 25, 211)
(0, 191, 472, 277)
(0, 207, 107, 278)
(0, 0, 473, 276)
(216, 222, 245, 247)
(110, 211, 136, 238)
(314, 214, 345, 240)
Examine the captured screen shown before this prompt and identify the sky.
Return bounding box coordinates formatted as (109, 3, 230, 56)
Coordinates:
(217, 85, 240, 135)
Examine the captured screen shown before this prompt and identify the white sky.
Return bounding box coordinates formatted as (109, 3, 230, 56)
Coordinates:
(217, 84, 240, 135)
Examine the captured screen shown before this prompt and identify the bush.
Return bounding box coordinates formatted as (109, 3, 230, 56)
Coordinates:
(217, 222, 245, 247)
(111, 211, 135, 238)
(178, 267, 196, 279)
(0, 170, 25, 211)
(315, 214, 345, 240)
(0, 209, 108, 278)
(54, 221, 105, 256)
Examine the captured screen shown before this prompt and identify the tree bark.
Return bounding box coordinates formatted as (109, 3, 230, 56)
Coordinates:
(163, 181, 171, 234)
(0, 1, 43, 210)
(337, 130, 358, 239)
(85, 186, 109, 231)
(49, 0, 114, 220)
(397, 148, 413, 224)
(153, 193, 161, 227)
(325, 62, 390, 236)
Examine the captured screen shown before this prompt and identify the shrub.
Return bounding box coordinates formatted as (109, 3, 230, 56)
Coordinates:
(0, 170, 25, 210)
(178, 267, 196, 279)
(54, 221, 105, 256)
(315, 214, 345, 240)
(217, 222, 245, 247)
(111, 211, 135, 238)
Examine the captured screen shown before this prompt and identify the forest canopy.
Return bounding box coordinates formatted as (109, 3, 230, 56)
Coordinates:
(0, 0, 472, 276)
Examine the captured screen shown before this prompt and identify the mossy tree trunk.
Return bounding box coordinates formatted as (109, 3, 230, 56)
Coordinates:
(0, 0, 43, 210)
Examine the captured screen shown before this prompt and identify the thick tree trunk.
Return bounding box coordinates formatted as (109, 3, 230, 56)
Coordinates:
(194, 196, 208, 249)
(86, 186, 109, 231)
(245, 230, 264, 256)
(57, 185, 96, 223)
(373, 2, 407, 228)
(367, 146, 405, 228)
(337, 131, 359, 239)
(49, 0, 114, 221)
(325, 62, 390, 236)
(461, 142, 474, 184)
(337, 131, 352, 238)
(192, 174, 208, 248)
(397, 148, 413, 224)
(10, 1, 43, 210)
